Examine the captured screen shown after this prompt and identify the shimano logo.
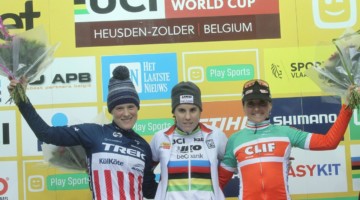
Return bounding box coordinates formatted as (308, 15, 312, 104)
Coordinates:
(273, 113, 336, 125)
(102, 142, 145, 160)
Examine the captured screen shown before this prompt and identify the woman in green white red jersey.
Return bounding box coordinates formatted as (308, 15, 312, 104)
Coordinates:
(219, 79, 356, 200)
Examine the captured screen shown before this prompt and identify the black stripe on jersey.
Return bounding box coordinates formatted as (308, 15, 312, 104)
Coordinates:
(352, 166, 360, 170)
(168, 173, 211, 179)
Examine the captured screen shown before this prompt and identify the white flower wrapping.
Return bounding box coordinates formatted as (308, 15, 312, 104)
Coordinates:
(42, 144, 88, 171)
(306, 29, 360, 110)
(0, 17, 60, 104)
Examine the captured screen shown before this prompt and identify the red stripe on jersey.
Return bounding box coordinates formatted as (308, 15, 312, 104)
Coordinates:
(129, 172, 135, 200)
(117, 171, 125, 199)
(353, 161, 360, 166)
(138, 176, 142, 200)
(94, 170, 101, 200)
(168, 166, 188, 174)
(105, 170, 113, 200)
(192, 166, 211, 173)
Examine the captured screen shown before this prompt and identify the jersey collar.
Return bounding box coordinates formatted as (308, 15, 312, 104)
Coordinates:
(165, 123, 213, 135)
(245, 120, 270, 130)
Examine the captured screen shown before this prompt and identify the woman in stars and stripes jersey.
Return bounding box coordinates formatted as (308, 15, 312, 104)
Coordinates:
(8, 66, 158, 200)
(219, 79, 357, 200)
(150, 81, 228, 200)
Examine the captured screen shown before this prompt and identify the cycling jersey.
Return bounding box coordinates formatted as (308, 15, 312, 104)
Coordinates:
(219, 105, 352, 200)
(18, 100, 157, 200)
(150, 123, 227, 200)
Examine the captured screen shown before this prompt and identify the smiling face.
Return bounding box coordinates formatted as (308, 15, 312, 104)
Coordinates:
(320, 0, 350, 18)
(313, 0, 356, 28)
(188, 67, 203, 82)
(111, 103, 138, 130)
(30, 177, 43, 190)
(244, 99, 272, 123)
(173, 104, 201, 133)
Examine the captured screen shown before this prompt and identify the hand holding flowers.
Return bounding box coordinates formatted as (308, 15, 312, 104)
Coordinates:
(0, 17, 59, 104)
(306, 29, 360, 110)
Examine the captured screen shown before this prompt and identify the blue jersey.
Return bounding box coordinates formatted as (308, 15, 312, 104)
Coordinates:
(18, 100, 157, 200)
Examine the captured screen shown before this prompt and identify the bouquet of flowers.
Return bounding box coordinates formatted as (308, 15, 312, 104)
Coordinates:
(42, 144, 88, 171)
(306, 29, 360, 110)
(42, 112, 110, 171)
(0, 17, 59, 104)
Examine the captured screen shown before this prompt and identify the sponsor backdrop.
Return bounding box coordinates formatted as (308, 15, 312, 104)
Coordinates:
(0, 0, 359, 199)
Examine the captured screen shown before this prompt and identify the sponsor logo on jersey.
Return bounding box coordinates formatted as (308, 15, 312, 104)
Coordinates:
(176, 153, 204, 159)
(102, 142, 146, 160)
(244, 142, 276, 155)
(160, 142, 171, 149)
(173, 138, 185, 144)
(176, 144, 202, 153)
(112, 131, 123, 138)
(99, 158, 124, 166)
(131, 164, 144, 173)
(206, 139, 215, 149)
